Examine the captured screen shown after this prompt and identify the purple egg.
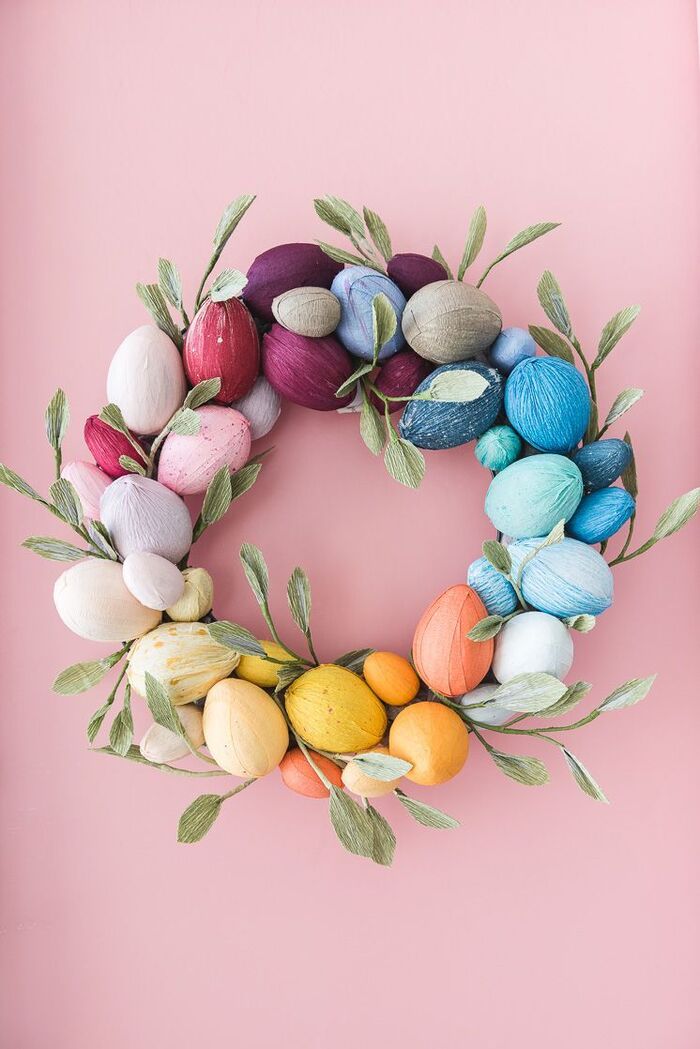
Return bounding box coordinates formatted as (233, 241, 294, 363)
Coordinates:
(369, 350, 433, 414)
(244, 244, 342, 323)
(387, 253, 448, 298)
(262, 324, 355, 411)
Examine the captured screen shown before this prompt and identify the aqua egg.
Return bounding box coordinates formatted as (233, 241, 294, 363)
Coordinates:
(505, 357, 590, 453)
(485, 454, 583, 538)
(488, 327, 536, 374)
(466, 556, 518, 617)
(330, 266, 406, 361)
(399, 361, 503, 450)
(474, 425, 522, 473)
(508, 537, 614, 617)
(566, 487, 635, 544)
(572, 438, 633, 492)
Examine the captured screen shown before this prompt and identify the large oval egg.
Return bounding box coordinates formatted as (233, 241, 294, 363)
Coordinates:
(54, 560, 161, 641)
(485, 454, 583, 538)
(412, 584, 493, 697)
(331, 266, 406, 361)
(107, 325, 186, 435)
(566, 487, 635, 544)
(504, 356, 590, 453)
(508, 537, 614, 617)
(399, 360, 503, 450)
(402, 280, 502, 364)
(100, 475, 193, 562)
(157, 405, 251, 495)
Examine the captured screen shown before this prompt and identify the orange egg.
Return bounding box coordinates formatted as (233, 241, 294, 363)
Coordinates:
(363, 651, 420, 706)
(412, 584, 492, 697)
(389, 701, 469, 785)
(278, 748, 343, 799)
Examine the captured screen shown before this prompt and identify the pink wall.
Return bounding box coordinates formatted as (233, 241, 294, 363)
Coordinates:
(1, 2, 699, 1046)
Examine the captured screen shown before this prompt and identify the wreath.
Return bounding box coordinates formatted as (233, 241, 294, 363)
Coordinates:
(2, 193, 697, 866)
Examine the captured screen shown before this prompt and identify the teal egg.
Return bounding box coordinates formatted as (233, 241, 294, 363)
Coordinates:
(508, 537, 614, 617)
(485, 453, 583, 538)
(467, 557, 518, 616)
(505, 357, 590, 453)
(566, 487, 635, 544)
(474, 425, 522, 473)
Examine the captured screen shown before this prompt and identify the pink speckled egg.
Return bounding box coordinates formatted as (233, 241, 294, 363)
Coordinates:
(157, 405, 251, 495)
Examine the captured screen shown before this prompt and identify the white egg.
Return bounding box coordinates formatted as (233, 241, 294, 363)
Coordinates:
(457, 683, 513, 726)
(53, 560, 161, 642)
(107, 325, 186, 435)
(492, 611, 573, 683)
(122, 552, 185, 610)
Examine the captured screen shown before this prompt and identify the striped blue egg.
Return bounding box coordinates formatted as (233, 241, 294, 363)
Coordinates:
(488, 326, 536, 374)
(508, 537, 613, 617)
(475, 425, 522, 473)
(330, 266, 406, 361)
(399, 361, 503, 450)
(485, 453, 583, 538)
(467, 556, 519, 616)
(505, 357, 590, 453)
(572, 438, 632, 492)
(566, 487, 635, 544)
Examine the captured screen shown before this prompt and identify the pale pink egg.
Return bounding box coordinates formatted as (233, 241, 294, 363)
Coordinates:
(157, 405, 251, 495)
(61, 460, 111, 520)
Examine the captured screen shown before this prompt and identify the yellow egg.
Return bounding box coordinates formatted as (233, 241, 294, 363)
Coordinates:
(236, 640, 291, 687)
(285, 664, 387, 752)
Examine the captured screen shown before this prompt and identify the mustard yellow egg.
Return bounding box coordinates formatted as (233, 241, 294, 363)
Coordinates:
(236, 640, 291, 687)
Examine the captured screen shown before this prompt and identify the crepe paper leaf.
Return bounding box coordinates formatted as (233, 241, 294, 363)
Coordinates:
(49, 478, 83, 527)
(329, 786, 375, 858)
(178, 794, 224, 843)
(488, 748, 549, 786)
(468, 615, 505, 641)
(366, 804, 396, 866)
(208, 621, 266, 658)
(136, 282, 182, 347)
(213, 194, 256, 251)
(384, 437, 425, 489)
(535, 680, 592, 718)
(333, 648, 375, 673)
(98, 403, 131, 437)
(95, 744, 227, 777)
(494, 672, 567, 713)
(536, 270, 571, 336)
(598, 675, 657, 712)
(44, 389, 70, 452)
(372, 292, 398, 361)
(275, 662, 307, 693)
(183, 377, 222, 411)
(478, 223, 561, 287)
(316, 241, 374, 269)
(169, 408, 201, 436)
(363, 206, 393, 262)
(145, 672, 184, 737)
(352, 752, 412, 781)
(118, 455, 147, 476)
(528, 324, 575, 364)
(210, 268, 248, 302)
(229, 462, 262, 503)
(200, 466, 232, 528)
(53, 651, 124, 695)
(482, 539, 512, 576)
(240, 542, 270, 606)
(359, 396, 386, 456)
(620, 432, 637, 499)
(564, 614, 596, 633)
(336, 362, 373, 399)
(652, 488, 700, 542)
(109, 687, 133, 758)
(394, 789, 460, 829)
(562, 748, 608, 803)
(287, 567, 312, 635)
(87, 700, 114, 744)
(22, 536, 88, 561)
(458, 204, 487, 280)
(158, 258, 183, 311)
(86, 520, 119, 560)
(431, 244, 453, 279)
(314, 197, 354, 236)
(315, 195, 366, 239)
(594, 305, 641, 368)
(0, 463, 43, 503)
(602, 388, 644, 430)
(425, 369, 490, 403)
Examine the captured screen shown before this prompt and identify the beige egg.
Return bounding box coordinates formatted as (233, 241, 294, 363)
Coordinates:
(402, 280, 502, 363)
(107, 324, 186, 435)
(341, 746, 402, 798)
(203, 678, 289, 777)
(53, 559, 161, 642)
(165, 567, 214, 622)
(127, 622, 239, 705)
(139, 703, 205, 763)
(272, 286, 341, 337)
(122, 551, 185, 611)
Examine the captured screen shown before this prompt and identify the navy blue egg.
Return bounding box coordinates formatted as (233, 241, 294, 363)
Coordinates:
(331, 266, 406, 362)
(488, 327, 536, 374)
(566, 487, 635, 544)
(572, 438, 632, 493)
(399, 361, 503, 450)
(505, 357, 590, 453)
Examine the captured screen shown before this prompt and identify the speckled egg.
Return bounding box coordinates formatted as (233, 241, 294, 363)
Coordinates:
(399, 361, 503, 450)
(572, 438, 633, 492)
(485, 454, 583, 538)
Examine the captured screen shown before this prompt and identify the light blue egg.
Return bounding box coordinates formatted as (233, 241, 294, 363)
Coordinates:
(485, 453, 583, 538)
(505, 357, 590, 453)
(331, 266, 406, 361)
(399, 361, 503, 450)
(572, 438, 632, 492)
(475, 425, 522, 473)
(508, 537, 613, 617)
(566, 487, 635, 544)
(467, 557, 518, 616)
(488, 326, 536, 374)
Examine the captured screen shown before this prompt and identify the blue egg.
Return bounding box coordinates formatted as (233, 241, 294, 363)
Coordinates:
(475, 425, 522, 473)
(505, 357, 590, 453)
(566, 487, 635, 544)
(467, 557, 518, 616)
(572, 438, 632, 492)
(331, 266, 406, 361)
(399, 361, 503, 450)
(488, 326, 536, 374)
(485, 453, 583, 538)
(508, 537, 613, 617)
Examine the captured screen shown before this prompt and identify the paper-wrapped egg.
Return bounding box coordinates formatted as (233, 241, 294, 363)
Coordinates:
(331, 266, 406, 361)
(458, 683, 512, 726)
(412, 584, 492, 697)
(488, 326, 537, 374)
(83, 415, 147, 479)
(100, 475, 192, 562)
(508, 537, 614, 617)
(485, 454, 583, 538)
(474, 425, 522, 473)
(341, 746, 403, 798)
(54, 560, 161, 642)
(505, 357, 590, 453)
(157, 406, 251, 495)
(387, 253, 448, 298)
(272, 286, 341, 337)
(122, 552, 185, 610)
(262, 325, 354, 410)
(165, 566, 213, 622)
(566, 487, 635, 544)
(183, 298, 259, 404)
(466, 556, 518, 617)
(399, 361, 503, 450)
(572, 438, 633, 492)
(369, 350, 433, 414)
(231, 375, 281, 440)
(389, 702, 469, 785)
(244, 243, 342, 322)
(203, 678, 289, 777)
(279, 748, 344, 798)
(492, 611, 574, 683)
(139, 703, 204, 763)
(402, 280, 502, 364)
(285, 665, 387, 752)
(60, 460, 111, 520)
(106, 325, 186, 435)
(127, 622, 239, 704)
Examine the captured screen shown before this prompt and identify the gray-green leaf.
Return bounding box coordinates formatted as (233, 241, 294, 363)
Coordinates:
(535, 680, 591, 718)
(178, 794, 224, 843)
(564, 614, 596, 633)
(336, 362, 372, 399)
(384, 437, 425, 489)
(482, 539, 512, 576)
(0, 463, 43, 503)
(49, 478, 83, 526)
(333, 648, 374, 673)
(493, 672, 567, 713)
(201, 466, 232, 525)
(467, 615, 505, 641)
(620, 433, 637, 499)
(184, 378, 222, 410)
(594, 305, 641, 367)
(394, 790, 459, 828)
(158, 258, 183, 311)
(652, 488, 700, 542)
(425, 368, 490, 403)
(207, 621, 266, 657)
(213, 194, 256, 251)
(598, 675, 656, 712)
(603, 388, 644, 430)
(329, 786, 375, 858)
(316, 241, 376, 269)
(366, 804, 396, 866)
(144, 672, 184, 737)
(458, 204, 487, 279)
(109, 688, 133, 757)
(431, 244, 453, 279)
(363, 206, 392, 261)
(536, 270, 571, 336)
(87, 701, 113, 744)
(528, 325, 574, 364)
(22, 536, 87, 561)
(287, 567, 311, 634)
(169, 408, 201, 436)
(136, 282, 182, 347)
(210, 268, 248, 302)
(118, 455, 146, 476)
(359, 395, 385, 456)
(230, 462, 262, 502)
(372, 292, 397, 361)
(562, 748, 608, 802)
(45, 389, 70, 451)
(479, 223, 560, 287)
(488, 748, 549, 786)
(352, 752, 412, 781)
(98, 403, 130, 437)
(239, 542, 270, 606)
(53, 652, 123, 695)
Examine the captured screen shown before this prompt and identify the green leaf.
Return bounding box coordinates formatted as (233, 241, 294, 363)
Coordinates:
(86, 520, 119, 560)
(118, 455, 146, 476)
(87, 701, 113, 744)
(53, 652, 122, 695)
(239, 543, 270, 606)
(603, 388, 644, 430)
(384, 437, 425, 489)
(49, 478, 83, 526)
(336, 361, 373, 399)
(158, 258, 183, 310)
(620, 433, 637, 499)
(528, 324, 574, 364)
(359, 395, 386, 456)
(287, 567, 311, 634)
(352, 752, 412, 781)
(22, 536, 87, 561)
(564, 614, 596, 633)
(177, 794, 224, 843)
(144, 672, 184, 737)
(458, 204, 487, 279)
(598, 675, 656, 712)
(363, 206, 393, 262)
(207, 621, 266, 657)
(169, 408, 200, 436)
(431, 244, 453, 279)
(210, 268, 248, 302)
(316, 241, 374, 269)
(44, 389, 70, 451)
(482, 539, 512, 576)
(652, 488, 700, 542)
(109, 687, 133, 757)
(394, 790, 459, 829)
(372, 292, 397, 361)
(424, 368, 490, 403)
(594, 305, 641, 367)
(488, 748, 549, 786)
(98, 403, 131, 438)
(314, 195, 365, 239)
(0, 463, 43, 503)
(535, 680, 591, 718)
(333, 648, 374, 673)
(275, 661, 307, 692)
(585, 399, 599, 445)
(200, 466, 232, 526)
(479, 223, 560, 286)
(329, 786, 375, 858)
(135, 282, 182, 347)
(229, 461, 262, 502)
(213, 194, 256, 251)
(536, 270, 571, 336)
(467, 615, 505, 641)
(366, 804, 396, 866)
(562, 748, 608, 802)
(493, 672, 567, 713)
(183, 378, 222, 410)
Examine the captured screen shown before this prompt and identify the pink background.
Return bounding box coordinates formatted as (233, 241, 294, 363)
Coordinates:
(1, 2, 699, 1046)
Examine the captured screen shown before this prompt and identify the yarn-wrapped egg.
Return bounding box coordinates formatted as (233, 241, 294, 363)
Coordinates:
(60, 460, 111, 520)
(231, 375, 281, 440)
(341, 746, 403, 798)
(100, 475, 192, 563)
(203, 678, 289, 777)
(488, 326, 537, 374)
(139, 703, 204, 764)
(279, 748, 344, 799)
(122, 551, 185, 611)
(402, 280, 502, 364)
(474, 425, 522, 473)
(331, 266, 406, 361)
(505, 357, 590, 453)
(183, 298, 260, 404)
(458, 683, 512, 727)
(127, 622, 239, 705)
(508, 537, 614, 617)
(466, 556, 518, 617)
(83, 415, 147, 479)
(244, 243, 342, 322)
(412, 584, 493, 697)
(566, 487, 636, 544)
(285, 664, 387, 752)
(492, 611, 574, 683)
(157, 406, 251, 495)
(262, 325, 354, 410)
(485, 454, 583, 538)
(386, 253, 449, 298)
(54, 560, 161, 642)
(272, 286, 341, 337)
(106, 325, 186, 435)
(369, 350, 433, 414)
(165, 567, 213, 622)
(389, 702, 469, 785)
(572, 438, 633, 492)
(399, 361, 503, 450)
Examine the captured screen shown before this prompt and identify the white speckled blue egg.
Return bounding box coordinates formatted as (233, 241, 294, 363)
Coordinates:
(474, 425, 522, 473)
(330, 266, 406, 361)
(566, 487, 635, 544)
(505, 357, 590, 453)
(485, 454, 583, 538)
(466, 556, 519, 617)
(572, 438, 633, 492)
(508, 537, 614, 617)
(399, 361, 503, 450)
(488, 326, 537, 374)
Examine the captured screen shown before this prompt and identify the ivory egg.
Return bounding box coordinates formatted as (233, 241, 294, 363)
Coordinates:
(157, 406, 251, 495)
(341, 746, 402, 798)
(203, 678, 289, 777)
(127, 622, 239, 705)
(458, 683, 512, 726)
(53, 560, 161, 642)
(139, 704, 204, 764)
(100, 475, 193, 563)
(122, 552, 185, 611)
(492, 611, 574, 683)
(106, 325, 186, 435)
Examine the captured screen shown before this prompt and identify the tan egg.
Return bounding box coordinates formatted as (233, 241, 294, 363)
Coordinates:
(165, 567, 214, 622)
(203, 678, 289, 777)
(402, 280, 502, 363)
(127, 622, 239, 705)
(341, 746, 402, 798)
(53, 560, 161, 642)
(272, 287, 341, 337)
(139, 704, 204, 763)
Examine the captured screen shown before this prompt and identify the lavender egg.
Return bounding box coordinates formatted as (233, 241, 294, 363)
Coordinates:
(488, 326, 537, 374)
(243, 243, 342, 323)
(386, 253, 448, 298)
(157, 406, 251, 496)
(505, 357, 590, 453)
(331, 266, 406, 361)
(262, 324, 354, 410)
(467, 556, 518, 617)
(508, 537, 614, 617)
(100, 475, 193, 563)
(369, 350, 433, 415)
(231, 375, 281, 440)
(566, 487, 635, 544)
(399, 361, 503, 450)
(572, 438, 633, 492)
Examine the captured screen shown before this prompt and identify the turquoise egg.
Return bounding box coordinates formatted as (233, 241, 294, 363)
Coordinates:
(331, 266, 406, 361)
(467, 557, 518, 616)
(505, 357, 590, 453)
(475, 425, 522, 473)
(399, 361, 503, 450)
(508, 537, 614, 617)
(488, 327, 536, 374)
(485, 453, 583, 538)
(566, 487, 635, 544)
(572, 438, 632, 492)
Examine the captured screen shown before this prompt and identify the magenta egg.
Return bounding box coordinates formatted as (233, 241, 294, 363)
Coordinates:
(262, 324, 355, 411)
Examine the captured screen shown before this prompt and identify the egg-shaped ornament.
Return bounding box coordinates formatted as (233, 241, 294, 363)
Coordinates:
(508, 537, 614, 617)
(203, 678, 289, 777)
(262, 325, 354, 410)
(60, 460, 111, 520)
(272, 286, 341, 337)
(488, 326, 537, 374)
(330, 266, 406, 361)
(183, 297, 260, 404)
(386, 253, 448, 298)
(122, 552, 185, 611)
(492, 612, 574, 683)
(285, 665, 387, 752)
(566, 487, 635, 544)
(127, 622, 239, 705)
(485, 454, 583, 538)
(100, 475, 193, 563)
(369, 350, 433, 414)
(402, 280, 502, 364)
(231, 375, 281, 440)
(466, 556, 519, 617)
(389, 702, 469, 785)
(106, 325, 186, 436)
(139, 704, 204, 764)
(279, 749, 344, 799)
(165, 567, 213, 622)
(457, 683, 513, 727)
(54, 560, 161, 642)
(572, 438, 633, 492)
(341, 746, 403, 798)
(83, 416, 147, 479)
(505, 357, 590, 453)
(474, 425, 522, 473)
(244, 243, 342, 322)
(399, 361, 503, 450)
(157, 406, 251, 496)
(412, 584, 493, 697)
